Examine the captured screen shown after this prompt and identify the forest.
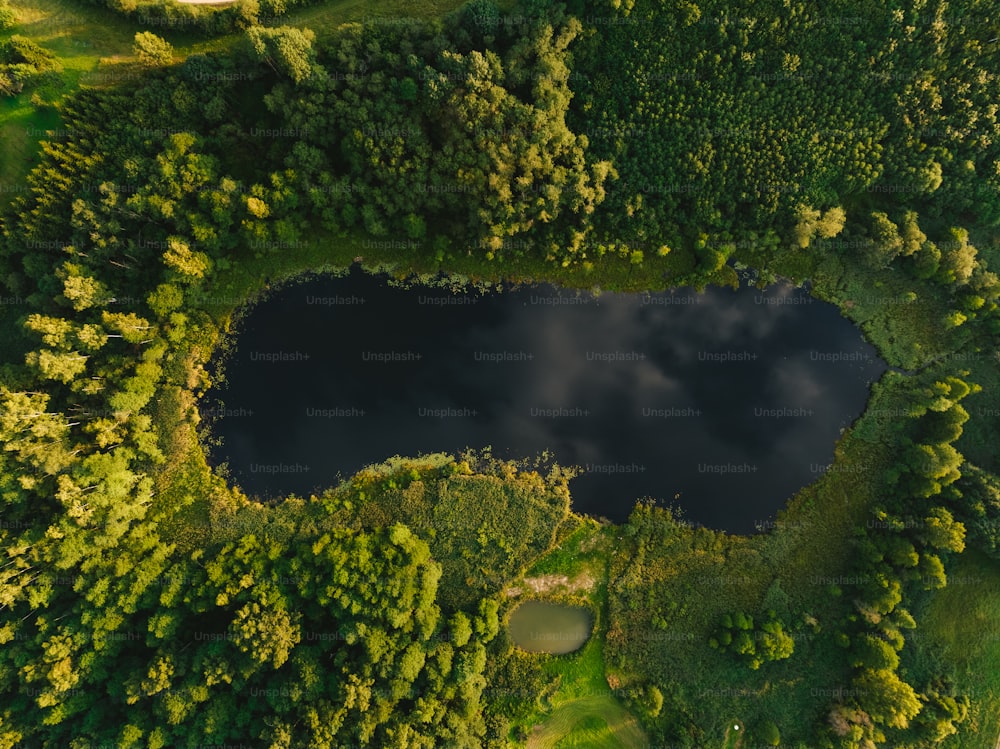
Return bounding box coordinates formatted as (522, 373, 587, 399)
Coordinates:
(0, 0, 999, 745)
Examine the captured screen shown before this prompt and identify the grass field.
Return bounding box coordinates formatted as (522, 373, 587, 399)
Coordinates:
(279, 0, 467, 39)
(526, 696, 648, 749)
(918, 548, 1000, 749)
(721, 720, 744, 749)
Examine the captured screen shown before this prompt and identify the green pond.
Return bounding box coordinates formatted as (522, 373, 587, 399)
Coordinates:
(507, 600, 593, 654)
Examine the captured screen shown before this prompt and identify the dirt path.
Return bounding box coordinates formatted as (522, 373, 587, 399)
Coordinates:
(504, 571, 596, 598)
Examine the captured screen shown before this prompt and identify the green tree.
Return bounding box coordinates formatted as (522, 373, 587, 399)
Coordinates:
(25, 348, 88, 383)
(57, 263, 107, 311)
(710, 611, 793, 669)
(911, 240, 942, 280)
(0, 388, 75, 479)
(449, 612, 472, 648)
(139, 655, 174, 697)
(852, 668, 922, 729)
(918, 553, 947, 590)
(815, 206, 847, 239)
(851, 634, 900, 671)
(474, 597, 499, 641)
(920, 507, 966, 554)
(162, 237, 210, 280)
(792, 204, 821, 248)
(230, 600, 302, 670)
(101, 312, 156, 344)
(937, 227, 977, 286)
(245, 26, 316, 84)
(757, 619, 795, 665)
(915, 685, 969, 744)
(133, 32, 174, 67)
(899, 211, 927, 256)
(644, 684, 663, 718)
(0, 0, 16, 30)
(146, 283, 184, 319)
(233, 0, 259, 28)
(869, 211, 904, 267)
(756, 720, 781, 746)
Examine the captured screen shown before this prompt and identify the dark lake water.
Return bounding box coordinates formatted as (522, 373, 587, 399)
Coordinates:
(205, 268, 887, 534)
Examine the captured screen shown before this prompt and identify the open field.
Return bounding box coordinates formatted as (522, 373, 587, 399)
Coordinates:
(279, 0, 467, 38)
(918, 548, 1000, 749)
(721, 720, 744, 749)
(526, 695, 649, 749)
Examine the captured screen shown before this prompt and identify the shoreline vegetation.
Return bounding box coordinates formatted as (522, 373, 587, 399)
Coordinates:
(0, 0, 998, 745)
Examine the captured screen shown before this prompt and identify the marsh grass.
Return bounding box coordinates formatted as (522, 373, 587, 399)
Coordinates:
(914, 549, 1000, 748)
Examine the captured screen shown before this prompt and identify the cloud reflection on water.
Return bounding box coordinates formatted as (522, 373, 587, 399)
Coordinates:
(209, 270, 887, 534)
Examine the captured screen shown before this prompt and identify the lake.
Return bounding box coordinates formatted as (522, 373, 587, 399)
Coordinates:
(506, 600, 593, 654)
(204, 267, 887, 533)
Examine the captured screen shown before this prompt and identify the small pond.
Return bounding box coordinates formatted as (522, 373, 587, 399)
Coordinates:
(506, 600, 593, 654)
